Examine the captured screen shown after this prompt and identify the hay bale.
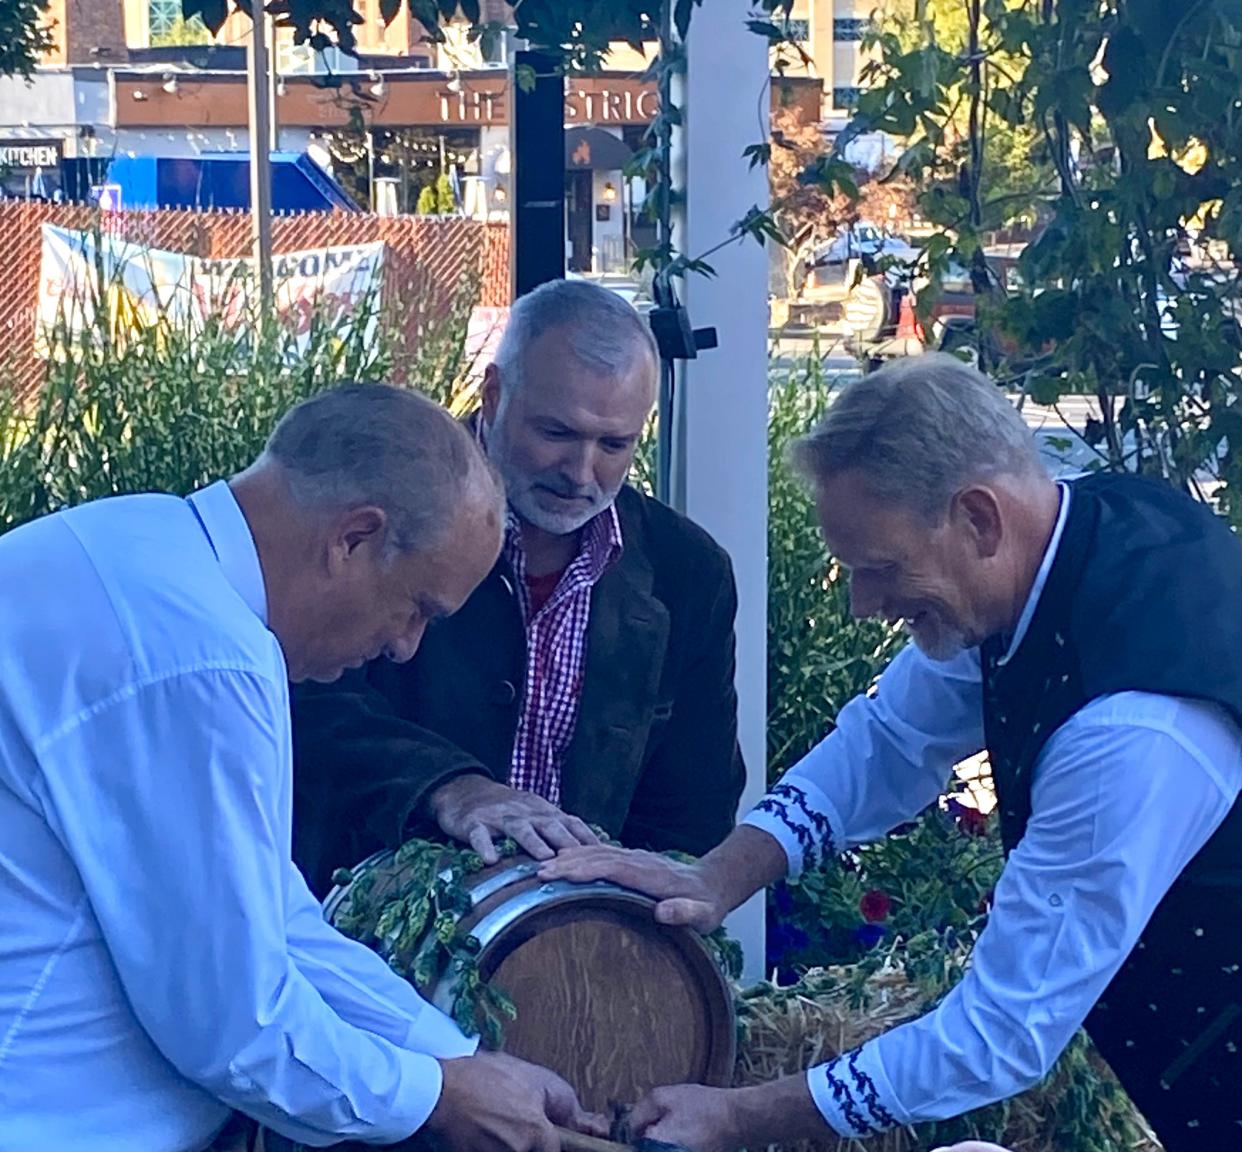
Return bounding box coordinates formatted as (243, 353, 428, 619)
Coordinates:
(732, 965, 1163, 1152)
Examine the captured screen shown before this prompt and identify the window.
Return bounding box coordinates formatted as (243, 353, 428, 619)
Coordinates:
(833, 17, 869, 42)
(832, 86, 862, 109)
(148, 0, 210, 46)
(784, 18, 811, 42)
(276, 40, 358, 74)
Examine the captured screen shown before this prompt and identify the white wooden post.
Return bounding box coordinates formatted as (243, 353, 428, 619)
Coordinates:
(671, 0, 771, 985)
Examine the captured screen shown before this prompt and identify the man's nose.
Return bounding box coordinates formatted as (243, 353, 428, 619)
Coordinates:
(562, 443, 596, 489)
(848, 575, 883, 620)
(387, 618, 428, 664)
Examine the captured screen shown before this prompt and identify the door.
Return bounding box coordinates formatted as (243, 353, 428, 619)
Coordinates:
(566, 169, 593, 273)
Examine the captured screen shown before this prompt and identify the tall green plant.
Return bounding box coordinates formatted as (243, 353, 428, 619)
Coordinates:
(416, 174, 457, 217)
(766, 357, 904, 778)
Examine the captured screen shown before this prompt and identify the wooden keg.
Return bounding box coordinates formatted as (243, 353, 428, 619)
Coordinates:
(322, 847, 737, 1114)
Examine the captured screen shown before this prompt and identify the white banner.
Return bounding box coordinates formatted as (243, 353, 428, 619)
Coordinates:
(35, 225, 385, 359)
(463, 305, 509, 377)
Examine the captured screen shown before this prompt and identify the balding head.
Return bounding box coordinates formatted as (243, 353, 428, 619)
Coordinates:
(236, 384, 504, 682)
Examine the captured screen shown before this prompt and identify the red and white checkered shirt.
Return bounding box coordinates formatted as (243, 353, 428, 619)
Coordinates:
(504, 505, 624, 805)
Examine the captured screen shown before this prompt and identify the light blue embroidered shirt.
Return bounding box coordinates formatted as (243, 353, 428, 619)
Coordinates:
(744, 484, 1242, 1136)
(0, 482, 475, 1152)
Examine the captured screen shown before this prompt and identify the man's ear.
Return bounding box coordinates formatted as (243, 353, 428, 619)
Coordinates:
(953, 486, 1004, 559)
(326, 505, 388, 574)
(481, 363, 502, 426)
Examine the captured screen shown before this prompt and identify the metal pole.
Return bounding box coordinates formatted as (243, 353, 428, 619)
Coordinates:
(247, 7, 274, 311)
(655, 0, 677, 505)
(266, 15, 279, 154)
(510, 48, 565, 297)
(366, 129, 376, 212)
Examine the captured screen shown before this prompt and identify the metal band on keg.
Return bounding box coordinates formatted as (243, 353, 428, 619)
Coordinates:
(320, 848, 392, 924)
(430, 880, 655, 1015)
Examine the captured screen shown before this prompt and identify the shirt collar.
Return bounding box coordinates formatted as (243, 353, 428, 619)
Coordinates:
(996, 480, 1070, 666)
(186, 480, 269, 626)
(503, 502, 624, 583)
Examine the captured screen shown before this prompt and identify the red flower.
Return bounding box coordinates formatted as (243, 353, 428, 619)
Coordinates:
(948, 798, 990, 837)
(859, 889, 892, 923)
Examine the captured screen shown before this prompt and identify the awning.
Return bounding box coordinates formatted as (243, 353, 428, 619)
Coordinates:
(565, 126, 633, 172)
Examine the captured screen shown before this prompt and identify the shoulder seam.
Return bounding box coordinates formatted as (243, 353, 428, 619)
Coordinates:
(35, 662, 285, 754)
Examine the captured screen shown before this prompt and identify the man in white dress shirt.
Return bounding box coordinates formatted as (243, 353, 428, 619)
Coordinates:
(0, 385, 601, 1152)
(544, 354, 1242, 1152)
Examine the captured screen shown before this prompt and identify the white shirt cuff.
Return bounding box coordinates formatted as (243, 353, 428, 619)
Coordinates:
(394, 1050, 448, 1138)
(807, 1046, 905, 1138)
(402, 1004, 480, 1060)
(741, 776, 843, 878)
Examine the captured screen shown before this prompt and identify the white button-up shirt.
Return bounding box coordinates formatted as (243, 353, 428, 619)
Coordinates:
(0, 482, 475, 1152)
(744, 484, 1242, 1136)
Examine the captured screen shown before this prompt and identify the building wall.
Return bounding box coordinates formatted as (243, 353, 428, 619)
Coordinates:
(109, 125, 315, 157)
(829, 0, 872, 114)
(42, 0, 68, 66)
(0, 72, 79, 129)
(65, 0, 128, 64)
(33, 0, 875, 124)
(101, 0, 426, 58)
(590, 166, 625, 272)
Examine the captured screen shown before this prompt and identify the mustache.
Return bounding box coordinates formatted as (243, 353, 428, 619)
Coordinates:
(535, 477, 604, 502)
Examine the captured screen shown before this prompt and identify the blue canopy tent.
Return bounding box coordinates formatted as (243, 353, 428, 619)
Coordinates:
(98, 152, 358, 213)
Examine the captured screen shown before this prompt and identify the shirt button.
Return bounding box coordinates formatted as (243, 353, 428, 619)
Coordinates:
(493, 680, 517, 705)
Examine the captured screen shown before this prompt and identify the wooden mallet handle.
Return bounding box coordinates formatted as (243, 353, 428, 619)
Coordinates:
(555, 1126, 696, 1152)
(554, 1128, 633, 1152)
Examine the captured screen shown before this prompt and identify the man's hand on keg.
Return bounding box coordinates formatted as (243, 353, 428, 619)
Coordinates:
(628, 1076, 827, 1152)
(427, 775, 598, 865)
(538, 847, 727, 933)
(539, 826, 788, 935)
(426, 1051, 608, 1152)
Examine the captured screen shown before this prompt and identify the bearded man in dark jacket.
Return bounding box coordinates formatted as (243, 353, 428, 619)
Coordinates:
(291, 278, 746, 897)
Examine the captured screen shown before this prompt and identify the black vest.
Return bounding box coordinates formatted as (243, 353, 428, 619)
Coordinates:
(981, 473, 1242, 1149)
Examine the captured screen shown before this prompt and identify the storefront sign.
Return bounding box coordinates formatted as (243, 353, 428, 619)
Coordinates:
(0, 140, 62, 170)
(434, 78, 659, 126)
(565, 86, 659, 124)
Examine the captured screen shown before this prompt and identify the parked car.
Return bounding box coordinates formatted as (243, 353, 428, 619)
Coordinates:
(786, 222, 920, 332)
(810, 221, 921, 270)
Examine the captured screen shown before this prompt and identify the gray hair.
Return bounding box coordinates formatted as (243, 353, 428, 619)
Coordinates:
(263, 384, 502, 554)
(492, 277, 658, 390)
(789, 352, 1045, 519)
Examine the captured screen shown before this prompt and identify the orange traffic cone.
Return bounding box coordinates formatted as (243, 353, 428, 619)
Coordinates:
(896, 292, 925, 342)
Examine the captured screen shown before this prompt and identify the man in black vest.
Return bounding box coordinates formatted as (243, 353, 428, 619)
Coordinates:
(543, 353, 1242, 1152)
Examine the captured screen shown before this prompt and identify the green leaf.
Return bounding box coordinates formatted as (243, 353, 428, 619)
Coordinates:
(190, 0, 228, 32)
(1097, 27, 1152, 118)
(673, 0, 700, 39)
(746, 19, 786, 42)
(743, 142, 772, 170)
(515, 63, 537, 93)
